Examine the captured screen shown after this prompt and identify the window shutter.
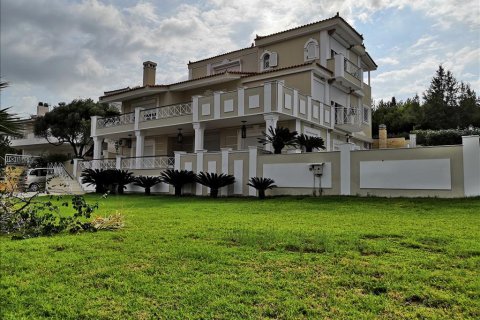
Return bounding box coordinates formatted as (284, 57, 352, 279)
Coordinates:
(270, 52, 278, 67)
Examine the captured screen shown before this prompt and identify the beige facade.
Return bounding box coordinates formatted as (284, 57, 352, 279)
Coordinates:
(90, 14, 377, 177)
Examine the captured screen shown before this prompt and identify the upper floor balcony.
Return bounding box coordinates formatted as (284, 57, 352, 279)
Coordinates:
(9, 132, 59, 147)
(327, 53, 363, 91)
(92, 81, 336, 137)
(334, 106, 362, 132)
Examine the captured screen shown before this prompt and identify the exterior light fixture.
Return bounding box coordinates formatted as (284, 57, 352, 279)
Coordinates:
(345, 133, 351, 143)
(241, 121, 247, 139)
(177, 128, 183, 144)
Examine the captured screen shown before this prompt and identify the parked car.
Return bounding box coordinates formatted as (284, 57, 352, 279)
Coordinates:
(24, 168, 54, 192)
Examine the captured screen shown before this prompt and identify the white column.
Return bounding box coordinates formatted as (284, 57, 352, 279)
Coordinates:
(307, 96, 312, 122)
(72, 158, 81, 178)
(213, 91, 222, 119)
(319, 30, 329, 67)
(263, 82, 272, 113)
(293, 89, 299, 117)
(326, 129, 331, 151)
(248, 146, 258, 196)
(193, 122, 205, 152)
(263, 113, 279, 153)
(221, 148, 231, 197)
(409, 134, 417, 148)
(93, 136, 102, 159)
(192, 95, 201, 122)
(115, 155, 123, 170)
(135, 130, 144, 169)
(237, 87, 245, 116)
(196, 150, 205, 196)
(339, 143, 355, 195)
(462, 136, 480, 197)
(90, 116, 97, 137)
(134, 107, 143, 131)
(174, 151, 186, 171)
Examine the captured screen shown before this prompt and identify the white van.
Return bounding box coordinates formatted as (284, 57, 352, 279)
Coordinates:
(24, 168, 54, 192)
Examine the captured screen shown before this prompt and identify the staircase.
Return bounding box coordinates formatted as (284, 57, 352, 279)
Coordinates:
(46, 163, 85, 195)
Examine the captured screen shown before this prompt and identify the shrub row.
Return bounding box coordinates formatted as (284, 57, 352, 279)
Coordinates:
(412, 127, 480, 146)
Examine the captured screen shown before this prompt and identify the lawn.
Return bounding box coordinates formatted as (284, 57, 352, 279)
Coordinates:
(1, 195, 479, 319)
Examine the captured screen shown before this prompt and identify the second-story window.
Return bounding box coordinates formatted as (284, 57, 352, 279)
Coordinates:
(260, 51, 277, 71)
(304, 39, 319, 61)
(263, 53, 270, 69)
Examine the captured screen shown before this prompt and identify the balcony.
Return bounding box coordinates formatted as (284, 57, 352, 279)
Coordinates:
(335, 106, 362, 132)
(77, 156, 174, 171)
(139, 102, 192, 130)
(327, 54, 363, 91)
(92, 82, 337, 137)
(4, 154, 41, 166)
(9, 133, 55, 147)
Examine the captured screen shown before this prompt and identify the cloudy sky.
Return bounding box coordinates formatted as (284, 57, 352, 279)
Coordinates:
(1, 0, 479, 118)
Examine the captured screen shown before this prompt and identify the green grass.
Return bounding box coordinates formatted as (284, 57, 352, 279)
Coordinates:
(1, 195, 479, 319)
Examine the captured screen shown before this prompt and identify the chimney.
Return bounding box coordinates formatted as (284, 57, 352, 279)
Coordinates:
(378, 124, 387, 149)
(37, 102, 49, 116)
(143, 61, 157, 86)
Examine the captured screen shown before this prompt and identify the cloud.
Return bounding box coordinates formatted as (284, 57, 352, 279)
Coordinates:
(1, 0, 478, 115)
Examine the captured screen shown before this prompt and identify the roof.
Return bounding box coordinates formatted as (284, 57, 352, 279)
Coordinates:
(255, 13, 363, 41)
(188, 46, 255, 65)
(101, 62, 331, 100)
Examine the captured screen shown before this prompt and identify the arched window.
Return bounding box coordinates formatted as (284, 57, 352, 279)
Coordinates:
(304, 39, 319, 61)
(260, 51, 277, 71)
(263, 53, 270, 69)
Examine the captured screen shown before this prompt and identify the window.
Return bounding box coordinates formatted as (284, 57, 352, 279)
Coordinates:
(263, 53, 270, 69)
(260, 51, 277, 71)
(363, 106, 369, 123)
(304, 39, 319, 61)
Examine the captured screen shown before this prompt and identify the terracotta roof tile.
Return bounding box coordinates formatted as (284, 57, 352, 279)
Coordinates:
(255, 14, 363, 41)
(188, 46, 255, 65)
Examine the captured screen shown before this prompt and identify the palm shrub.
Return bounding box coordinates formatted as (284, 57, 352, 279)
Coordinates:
(160, 169, 196, 196)
(81, 169, 109, 194)
(296, 134, 326, 152)
(134, 176, 161, 195)
(112, 170, 135, 194)
(258, 126, 298, 154)
(196, 172, 235, 198)
(247, 177, 277, 199)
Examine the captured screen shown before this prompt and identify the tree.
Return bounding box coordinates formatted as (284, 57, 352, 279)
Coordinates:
(34, 99, 118, 158)
(421, 65, 458, 130)
(457, 82, 480, 128)
(258, 126, 298, 154)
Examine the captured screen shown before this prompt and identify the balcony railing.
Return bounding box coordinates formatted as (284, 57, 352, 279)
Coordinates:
(4, 154, 40, 166)
(96, 112, 135, 129)
(140, 102, 192, 122)
(335, 106, 361, 132)
(344, 58, 361, 80)
(121, 156, 174, 169)
(78, 159, 116, 171)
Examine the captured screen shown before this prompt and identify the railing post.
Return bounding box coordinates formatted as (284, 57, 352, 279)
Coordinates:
(213, 91, 222, 119)
(174, 151, 186, 171)
(115, 155, 123, 170)
(221, 148, 232, 197)
(135, 130, 144, 169)
(196, 150, 205, 196)
(134, 107, 143, 131)
(293, 89, 299, 117)
(263, 82, 271, 113)
(238, 87, 245, 116)
(248, 146, 258, 196)
(72, 158, 82, 178)
(339, 143, 355, 195)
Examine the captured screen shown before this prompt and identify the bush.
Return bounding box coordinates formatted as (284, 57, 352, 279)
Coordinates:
(247, 177, 277, 199)
(160, 169, 196, 196)
(196, 172, 235, 198)
(134, 176, 161, 195)
(412, 127, 480, 146)
(0, 193, 99, 239)
(296, 134, 325, 152)
(81, 169, 134, 194)
(258, 126, 298, 154)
